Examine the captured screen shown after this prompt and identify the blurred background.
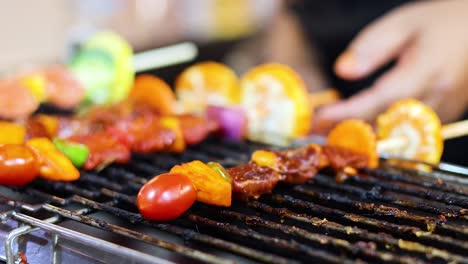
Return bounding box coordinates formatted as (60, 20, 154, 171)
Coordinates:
(0, 0, 401, 93)
(0, 0, 466, 165)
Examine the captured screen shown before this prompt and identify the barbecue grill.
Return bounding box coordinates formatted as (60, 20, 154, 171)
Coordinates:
(1, 137, 467, 264)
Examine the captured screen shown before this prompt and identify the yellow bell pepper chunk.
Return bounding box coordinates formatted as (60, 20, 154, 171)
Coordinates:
(0, 121, 26, 144)
(160, 117, 186, 153)
(170, 160, 231, 207)
(20, 73, 47, 102)
(26, 137, 80, 181)
(251, 150, 278, 169)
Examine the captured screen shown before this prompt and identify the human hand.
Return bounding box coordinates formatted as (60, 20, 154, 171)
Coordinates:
(315, 0, 468, 129)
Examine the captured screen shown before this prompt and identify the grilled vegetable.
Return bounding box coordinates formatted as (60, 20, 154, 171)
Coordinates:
(0, 144, 39, 185)
(377, 99, 443, 167)
(240, 63, 312, 145)
(73, 31, 134, 105)
(26, 138, 80, 181)
(206, 105, 247, 141)
(207, 162, 232, 183)
(251, 150, 278, 169)
(69, 48, 115, 105)
(137, 172, 196, 221)
(53, 138, 89, 168)
(0, 121, 26, 144)
(19, 73, 48, 103)
(170, 160, 232, 207)
(160, 117, 186, 153)
(130, 75, 176, 115)
(327, 119, 378, 169)
(175, 61, 240, 114)
(26, 114, 60, 139)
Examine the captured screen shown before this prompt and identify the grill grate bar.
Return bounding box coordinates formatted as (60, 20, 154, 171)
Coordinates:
(347, 176, 468, 208)
(292, 185, 468, 239)
(208, 207, 423, 264)
(247, 200, 468, 257)
(102, 182, 468, 262)
(40, 203, 234, 264)
(267, 195, 467, 263)
(312, 174, 466, 218)
(184, 213, 360, 264)
(70, 195, 299, 264)
(269, 194, 468, 251)
(95, 188, 371, 263)
(70, 188, 360, 264)
(364, 168, 468, 197)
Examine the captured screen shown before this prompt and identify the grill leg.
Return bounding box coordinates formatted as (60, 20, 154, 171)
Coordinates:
(52, 234, 61, 264)
(4, 224, 35, 264)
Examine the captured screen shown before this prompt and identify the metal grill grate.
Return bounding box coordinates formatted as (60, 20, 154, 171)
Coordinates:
(1, 139, 467, 264)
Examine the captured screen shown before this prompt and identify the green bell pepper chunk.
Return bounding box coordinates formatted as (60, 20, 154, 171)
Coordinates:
(53, 138, 89, 168)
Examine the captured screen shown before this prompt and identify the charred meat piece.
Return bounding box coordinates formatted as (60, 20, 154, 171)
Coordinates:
(27, 115, 95, 139)
(68, 130, 131, 170)
(85, 102, 136, 125)
(227, 162, 280, 200)
(112, 115, 175, 153)
(274, 144, 328, 184)
(178, 114, 219, 145)
(322, 145, 369, 172)
(56, 117, 96, 138)
(85, 101, 159, 125)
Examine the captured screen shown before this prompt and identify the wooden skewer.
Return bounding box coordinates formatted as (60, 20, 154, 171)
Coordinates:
(132, 42, 198, 72)
(441, 119, 468, 139)
(308, 89, 340, 109)
(377, 119, 468, 155)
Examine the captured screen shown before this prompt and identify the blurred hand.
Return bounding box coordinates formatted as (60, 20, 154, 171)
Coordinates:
(315, 0, 468, 129)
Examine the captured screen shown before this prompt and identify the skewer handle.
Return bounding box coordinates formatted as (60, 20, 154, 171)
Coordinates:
(441, 119, 468, 140)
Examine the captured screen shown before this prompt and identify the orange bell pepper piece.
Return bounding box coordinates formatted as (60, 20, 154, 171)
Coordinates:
(26, 137, 80, 181)
(327, 119, 379, 169)
(129, 75, 176, 115)
(0, 121, 26, 144)
(170, 160, 231, 207)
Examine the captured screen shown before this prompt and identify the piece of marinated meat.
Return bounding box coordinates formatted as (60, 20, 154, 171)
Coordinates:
(86, 101, 161, 125)
(59, 117, 99, 139)
(274, 144, 328, 184)
(112, 115, 176, 153)
(322, 145, 369, 171)
(227, 162, 280, 200)
(177, 114, 219, 145)
(68, 130, 131, 170)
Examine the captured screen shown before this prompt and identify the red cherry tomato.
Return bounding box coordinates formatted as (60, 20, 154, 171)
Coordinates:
(0, 144, 39, 186)
(137, 173, 196, 221)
